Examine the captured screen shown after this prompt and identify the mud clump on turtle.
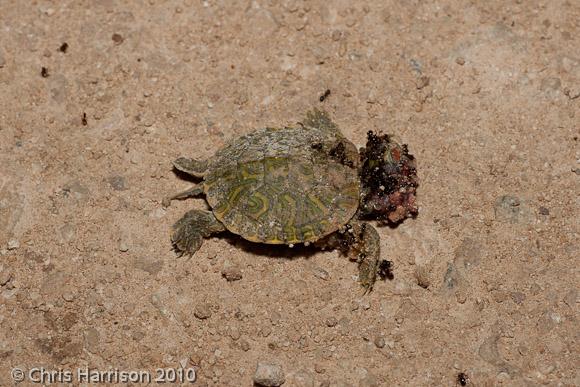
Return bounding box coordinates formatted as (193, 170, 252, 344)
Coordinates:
(359, 131, 418, 224)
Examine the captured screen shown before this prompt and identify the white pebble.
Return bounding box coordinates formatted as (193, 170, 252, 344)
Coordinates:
(7, 240, 19, 250)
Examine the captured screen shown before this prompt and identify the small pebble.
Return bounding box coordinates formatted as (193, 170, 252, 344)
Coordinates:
(416, 75, 430, 90)
(538, 206, 550, 215)
(494, 195, 532, 224)
(511, 291, 526, 305)
(63, 180, 90, 200)
(455, 57, 465, 65)
(229, 326, 241, 340)
(496, 371, 511, 381)
(454, 238, 483, 269)
(84, 327, 100, 352)
(7, 239, 20, 250)
(269, 311, 281, 325)
(414, 265, 430, 288)
(0, 270, 12, 286)
(314, 363, 326, 374)
(59, 223, 75, 243)
(112, 33, 124, 44)
(133, 257, 163, 275)
(359, 373, 379, 387)
(360, 300, 371, 310)
(239, 339, 250, 351)
(374, 335, 386, 348)
(253, 362, 285, 387)
(563, 289, 577, 307)
(313, 267, 330, 280)
(189, 353, 203, 366)
(455, 291, 468, 304)
(350, 301, 359, 311)
(194, 303, 212, 320)
(443, 262, 461, 290)
(108, 175, 127, 191)
(119, 242, 129, 252)
(331, 30, 342, 41)
(540, 77, 561, 92)
(62, 292, 75, 302)
(287, 369, 315, 386)
(325, 317, 338, 327)
(564, 87, 580, 100)
(41, 7, 55, 16)
(222, 262, 243, 281)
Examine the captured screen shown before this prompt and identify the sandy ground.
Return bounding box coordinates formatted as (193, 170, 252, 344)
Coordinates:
(0, 1, 578, 386)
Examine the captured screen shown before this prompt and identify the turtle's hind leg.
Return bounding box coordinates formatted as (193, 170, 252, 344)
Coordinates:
(162, 183, 204, 208)
(353, 222, 382, 293)
(171, 210, 226, 256)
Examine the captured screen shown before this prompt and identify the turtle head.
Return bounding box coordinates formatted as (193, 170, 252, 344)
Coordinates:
(358, 131, 419, 223)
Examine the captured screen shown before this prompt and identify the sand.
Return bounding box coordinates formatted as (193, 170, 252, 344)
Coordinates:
(0, 1, 578, 386)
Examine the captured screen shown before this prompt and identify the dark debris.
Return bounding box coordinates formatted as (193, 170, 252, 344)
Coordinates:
(319, 89, 331, 102)
(378, 260, 394, 280)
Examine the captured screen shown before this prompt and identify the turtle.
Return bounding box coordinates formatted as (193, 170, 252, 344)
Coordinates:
(163, 109, 418, 291)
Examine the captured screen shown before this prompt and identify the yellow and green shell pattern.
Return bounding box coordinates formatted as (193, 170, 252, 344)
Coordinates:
(203, 125, 360, 245)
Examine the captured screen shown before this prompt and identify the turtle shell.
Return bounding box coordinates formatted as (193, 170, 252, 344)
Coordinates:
(203, 126, 360, 244)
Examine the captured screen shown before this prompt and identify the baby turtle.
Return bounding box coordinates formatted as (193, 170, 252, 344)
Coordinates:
(164, 109, 418, 291)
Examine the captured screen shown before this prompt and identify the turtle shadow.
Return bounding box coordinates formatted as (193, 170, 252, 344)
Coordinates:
(172, 168, 201, 183)
(222, 234, 321, 261)
(361, 213, 419, 229)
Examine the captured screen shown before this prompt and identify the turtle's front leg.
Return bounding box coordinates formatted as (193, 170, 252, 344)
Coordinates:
(317, 221, 383, 293)
(171, 210, 225, 256)
(172, 157, 208, 178)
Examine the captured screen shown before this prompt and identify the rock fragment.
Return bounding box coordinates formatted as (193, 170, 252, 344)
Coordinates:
(221, 261, 242, 281)
(253, 362, 285, 386)
(194, 303, 212, 320)
(133, 257, 163, 275)
(7, 239, 19, 250)
(373, 335, 386, 348)
(107, 175, 127, 191)
(494, 195, 532, 224)
(313, 267, 330, 280)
